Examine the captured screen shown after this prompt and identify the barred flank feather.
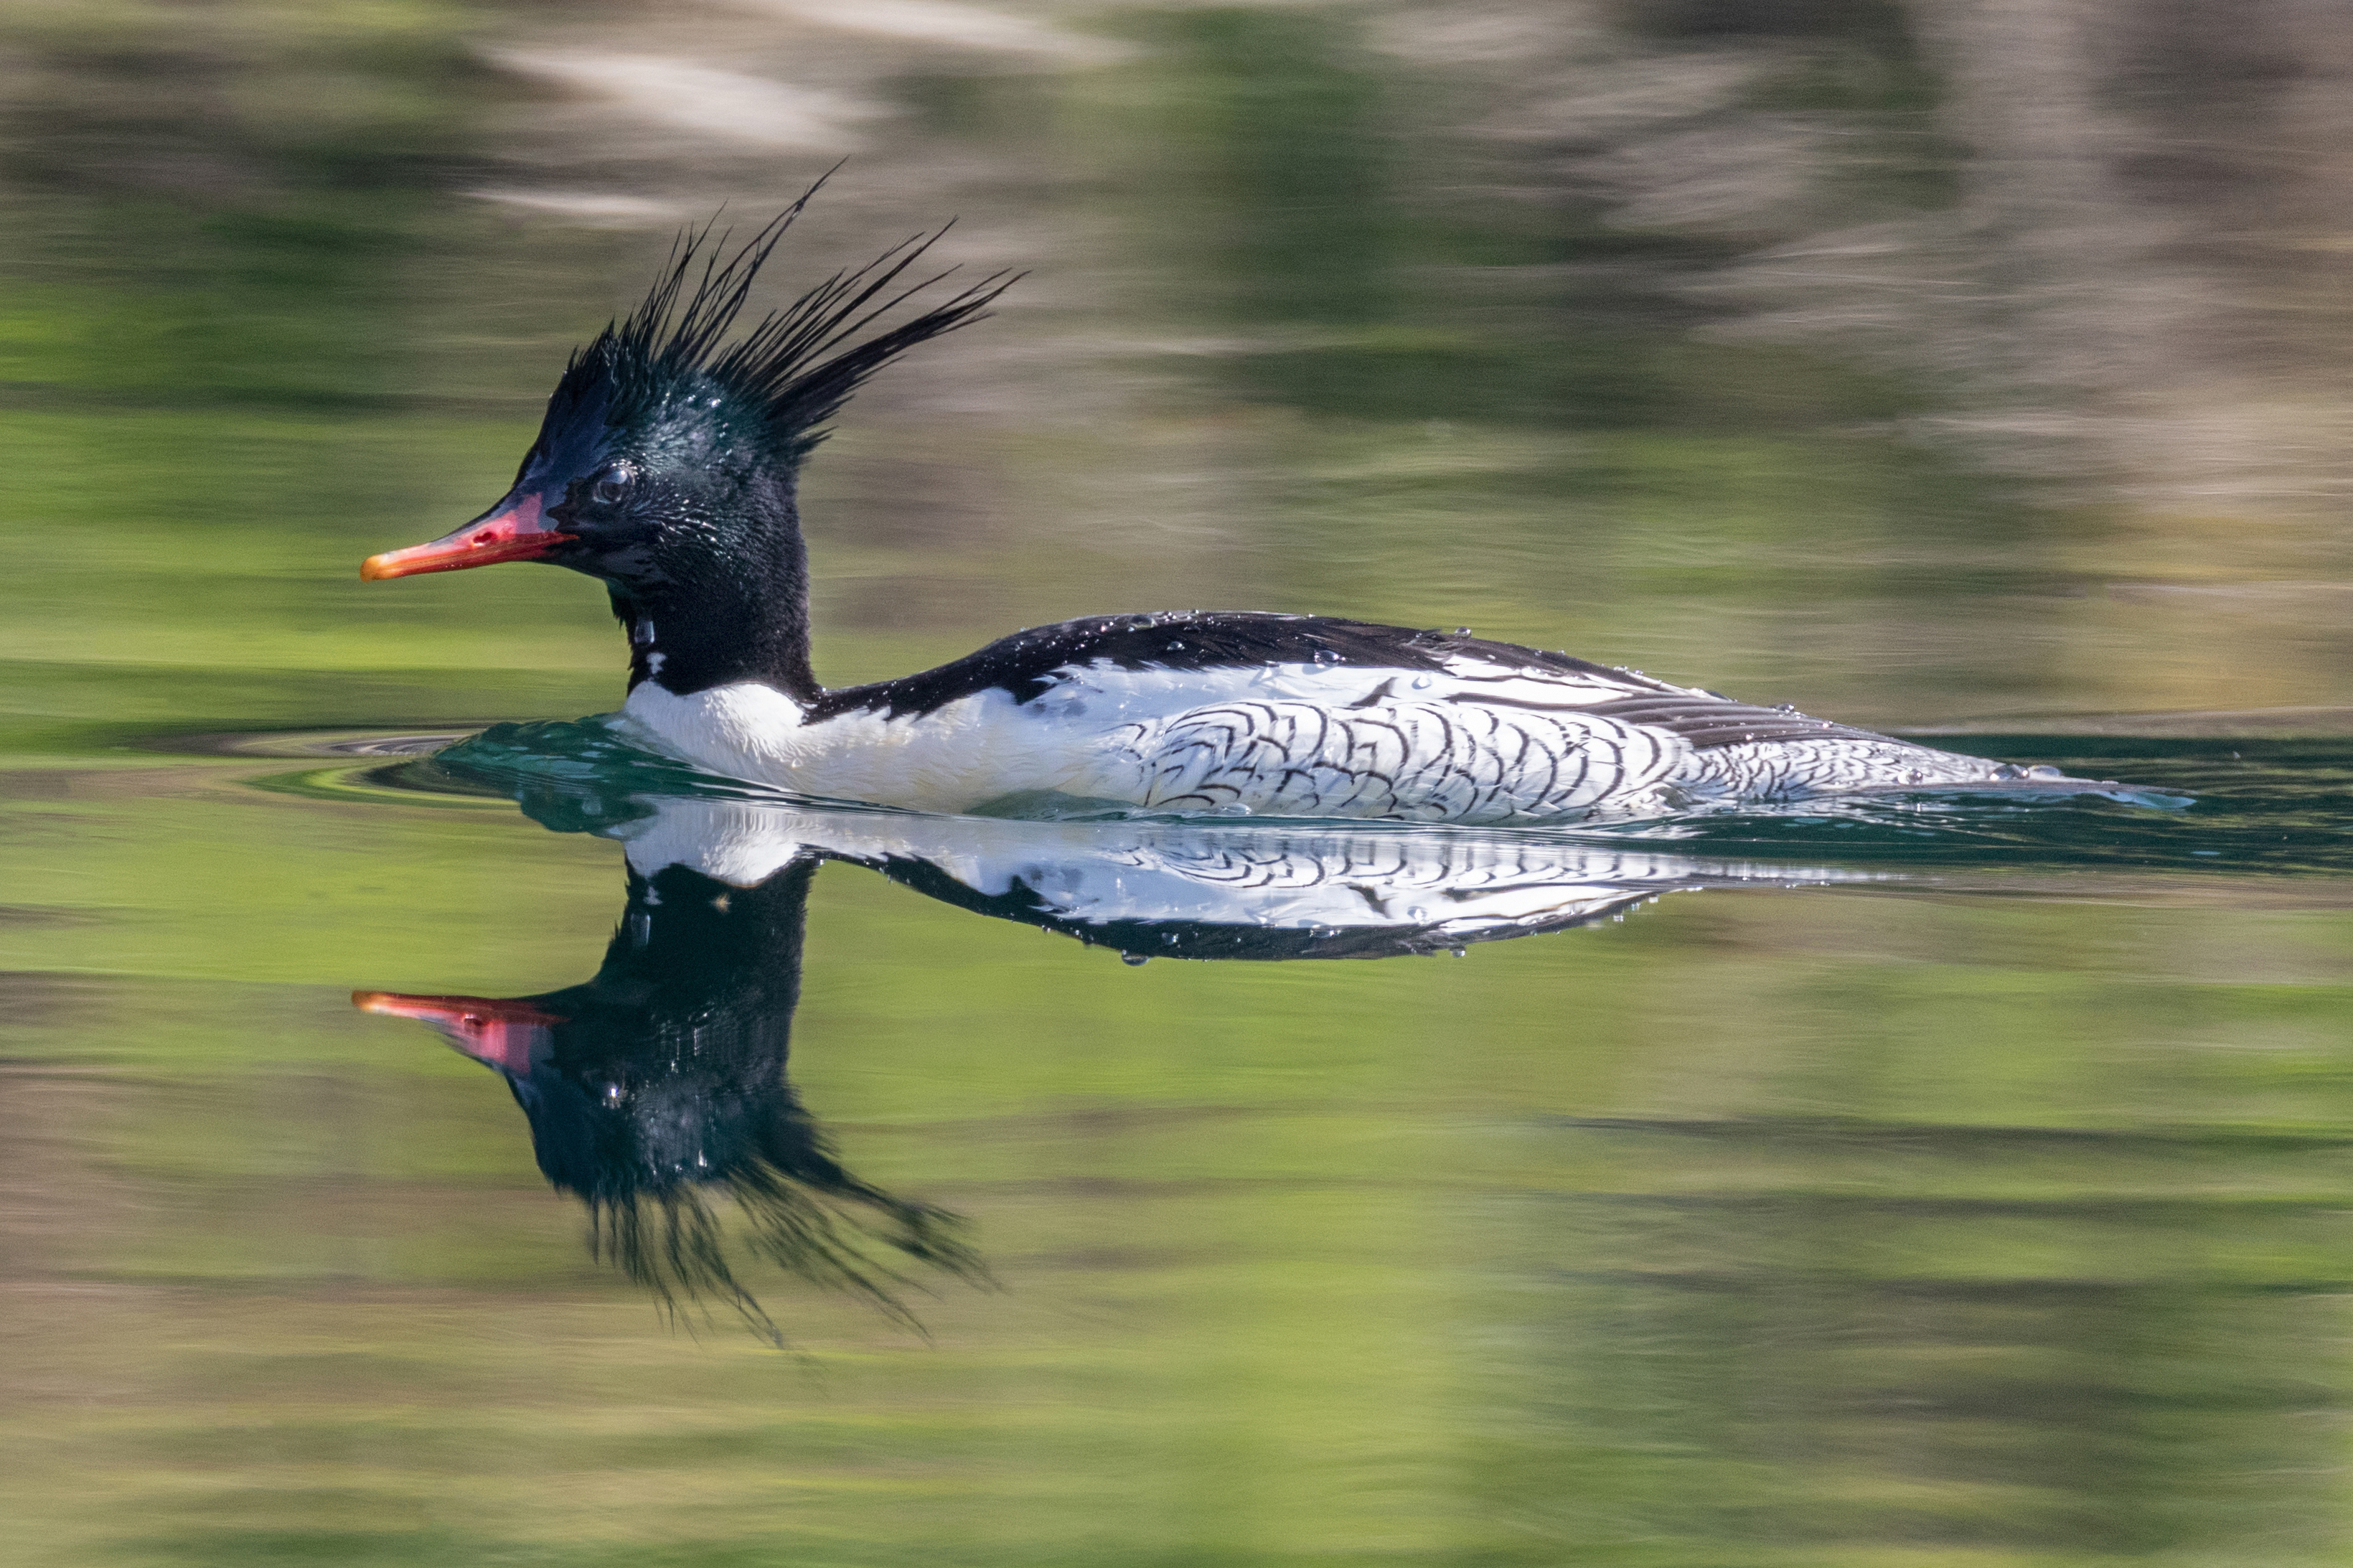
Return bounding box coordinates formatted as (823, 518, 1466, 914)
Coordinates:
(553, 174, 1018, 459)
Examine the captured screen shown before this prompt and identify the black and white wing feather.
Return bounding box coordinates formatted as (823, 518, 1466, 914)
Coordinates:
(788, 611, 2025, 822)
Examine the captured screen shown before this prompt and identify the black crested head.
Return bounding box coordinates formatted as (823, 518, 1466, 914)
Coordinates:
(362, 177, 1018, 702)
(553, 184, 1011, 473)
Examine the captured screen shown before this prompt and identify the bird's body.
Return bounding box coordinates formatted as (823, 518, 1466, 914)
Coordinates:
(616, 610, 2039, 822)
(361, 193, 2077, 823)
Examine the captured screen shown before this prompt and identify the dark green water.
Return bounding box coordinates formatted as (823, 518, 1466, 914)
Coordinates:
(8, 3, 2353, 1564)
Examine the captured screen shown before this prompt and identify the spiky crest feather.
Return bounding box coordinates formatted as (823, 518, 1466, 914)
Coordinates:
(553, 177, 1016, 461)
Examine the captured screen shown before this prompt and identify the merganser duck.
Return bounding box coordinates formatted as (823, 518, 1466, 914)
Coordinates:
(363, 200, 2072, 821)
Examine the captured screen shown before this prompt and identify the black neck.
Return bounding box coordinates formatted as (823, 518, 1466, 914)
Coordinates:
(614, 471, 818, 702)
(579, 858, 814, 1056)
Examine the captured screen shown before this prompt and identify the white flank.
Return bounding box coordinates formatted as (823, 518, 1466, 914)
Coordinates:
(615, 652, 2012, 822)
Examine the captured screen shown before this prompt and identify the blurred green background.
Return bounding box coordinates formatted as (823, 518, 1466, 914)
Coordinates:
(6, 1, 2353, 1564)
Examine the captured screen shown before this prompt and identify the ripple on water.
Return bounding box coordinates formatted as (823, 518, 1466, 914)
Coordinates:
(146, 728, 483, 759)
(258, 718, 2345, 879)
(151, 715, 2353, 878)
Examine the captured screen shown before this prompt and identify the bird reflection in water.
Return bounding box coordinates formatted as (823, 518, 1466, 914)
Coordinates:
(357, 855, 984, 1347)
(360, 790, 1868, 1340)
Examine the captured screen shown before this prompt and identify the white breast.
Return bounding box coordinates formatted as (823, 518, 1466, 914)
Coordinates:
(616, 679, 1079, 813)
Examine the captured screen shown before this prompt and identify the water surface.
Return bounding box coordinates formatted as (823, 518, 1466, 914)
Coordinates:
(6, 4, 2353, 1564)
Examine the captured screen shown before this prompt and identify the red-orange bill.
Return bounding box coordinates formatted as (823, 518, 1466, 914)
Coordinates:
(361, 492, 571, 581)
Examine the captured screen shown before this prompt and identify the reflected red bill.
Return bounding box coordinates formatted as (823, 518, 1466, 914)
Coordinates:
(352, 990, 565, 1073)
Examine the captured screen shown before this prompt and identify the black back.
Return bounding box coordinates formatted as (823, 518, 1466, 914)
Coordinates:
(810, 611, 1670, 720)
(810, 609, 1890, 751)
